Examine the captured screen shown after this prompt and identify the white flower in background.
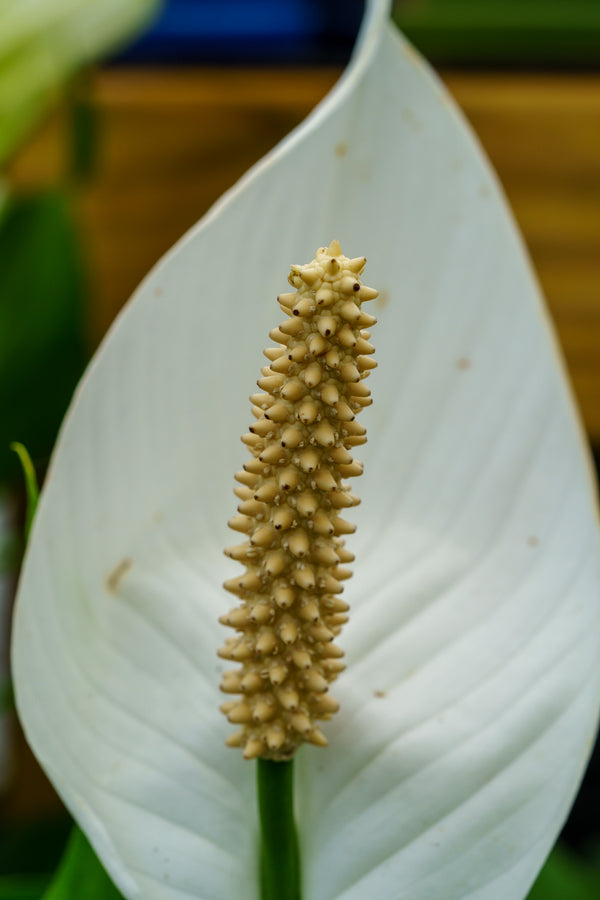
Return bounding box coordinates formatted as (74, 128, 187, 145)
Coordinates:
(11, 1, 600, 898)
(0, 0, 161, 163)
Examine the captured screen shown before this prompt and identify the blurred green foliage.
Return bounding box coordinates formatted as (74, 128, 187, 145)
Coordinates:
(0, 877, 48, 900)
(0, 190, 87, 485)
(0, 815, 70, 897)
(0, 821, 124, 900)
(528, 845, 600, 899)
(42, 828, 125, 900)
(394, 0, 600, 65)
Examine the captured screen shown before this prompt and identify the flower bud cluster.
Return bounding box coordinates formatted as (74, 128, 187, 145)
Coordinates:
(218, 240, 377, 759)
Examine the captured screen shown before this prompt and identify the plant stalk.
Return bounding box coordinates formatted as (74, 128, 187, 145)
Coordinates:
(257, 758, 301, 900)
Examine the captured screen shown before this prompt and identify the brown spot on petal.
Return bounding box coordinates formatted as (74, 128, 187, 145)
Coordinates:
(106, 557, 132, 593)
(375, 289, 390, 310)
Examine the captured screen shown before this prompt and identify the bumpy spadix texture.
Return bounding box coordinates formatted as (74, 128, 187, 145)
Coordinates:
(218, 241, 378, 760)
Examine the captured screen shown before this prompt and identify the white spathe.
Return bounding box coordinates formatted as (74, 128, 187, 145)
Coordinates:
(11, 1, 600, 899)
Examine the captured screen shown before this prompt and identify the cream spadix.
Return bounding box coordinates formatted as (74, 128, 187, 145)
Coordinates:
(219, 242, 377, 760)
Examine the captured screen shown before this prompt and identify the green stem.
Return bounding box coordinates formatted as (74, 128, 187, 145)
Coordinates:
(10, 442, 39, 540)
(257, 759, 301, 900)
(66, 68, 98, 184)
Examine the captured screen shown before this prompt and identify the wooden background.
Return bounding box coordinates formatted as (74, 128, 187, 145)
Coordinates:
(11, 68, 600, 442)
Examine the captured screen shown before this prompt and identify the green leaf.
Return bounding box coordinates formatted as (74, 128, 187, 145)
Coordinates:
(0, 678, 14, 714)
(10, 443, 39, 540)
(394, 0, 600, 66)
(527, 844, 600, 900)
(0, 184, 9, 225)
(0, 816, 70, 877)
(0, 874, 50, 899)
(0, 190, 87, 484)
(42, 829, 125, 900)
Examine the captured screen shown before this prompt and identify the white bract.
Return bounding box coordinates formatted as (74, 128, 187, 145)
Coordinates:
(11, 1, 600, 898)
(0, 0, 161, 163)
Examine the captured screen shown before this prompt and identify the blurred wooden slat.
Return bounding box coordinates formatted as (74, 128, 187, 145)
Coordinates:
(10, 68, 600, 440)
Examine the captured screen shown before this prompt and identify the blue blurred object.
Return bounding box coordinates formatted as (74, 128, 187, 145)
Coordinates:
(118, 0, 365, 64)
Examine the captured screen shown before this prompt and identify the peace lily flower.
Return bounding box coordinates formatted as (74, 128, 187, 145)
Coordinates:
(0, 0, 161, 163)
(12, 0, 600, 898)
